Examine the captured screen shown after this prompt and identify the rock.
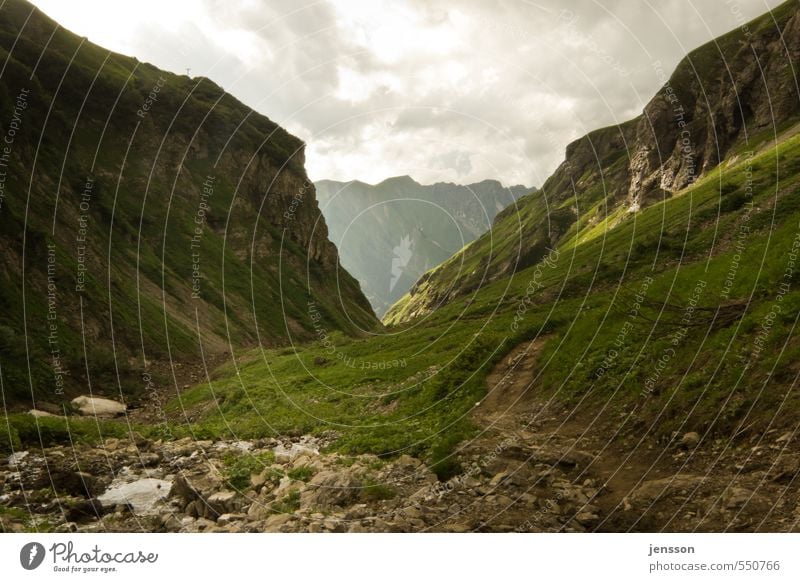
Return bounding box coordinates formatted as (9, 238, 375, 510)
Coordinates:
(489, 471, 509, 487)
(679, 432, 701, 449)
(217, 512, 246, 526)
(575, 511, 600, 526)
(160, 513, 182, 531)
(71, 396, 126, 417)
(301, 471, 361, 510)
(262, 513, 293, 532)
(51, 469, 105, 498)
(65, 498, 107, 522)
(28, 409, 55, 417)
(139, 453, 161, 467)
(194, 517, 215, 532)
(172, 466, 224, 504)
(128, 431, 151, 449)
(251, 471, 268, 489)
(723, 487, 753, 510)
(273, 442, 319, 464)
(504, 444, 595, 469)
(626, 475, 705, 507)
(443, 523, 472, 532)
(98, 478, 172, 515)
(769, 454, 800, 483)
(206, 490, 243, 515)
(7, 451, 29, 466)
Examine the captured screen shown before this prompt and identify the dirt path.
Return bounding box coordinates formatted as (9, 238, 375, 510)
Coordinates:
(460, 337, 800, 532)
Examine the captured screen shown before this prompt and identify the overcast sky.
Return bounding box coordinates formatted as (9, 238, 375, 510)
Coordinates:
(31, 0, 784, 187)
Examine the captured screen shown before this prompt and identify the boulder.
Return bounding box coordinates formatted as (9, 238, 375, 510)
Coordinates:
(172, 466, 224, 503)
(679, 432, 701, 449)
(206, 490, 244, 515)
(624, 475, 705, 509)
(300, 471, 361, 510)
(71, 396, 126, 417)
(98, 478, 172, 515)
(273, 442, 319, 464)
(28, 409, 55, 418)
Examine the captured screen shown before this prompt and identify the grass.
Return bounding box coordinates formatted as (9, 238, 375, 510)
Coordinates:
(0, 412, 142, 454)
(359, 476, 397, 502)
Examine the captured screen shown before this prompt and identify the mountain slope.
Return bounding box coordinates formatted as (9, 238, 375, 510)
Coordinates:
(0, 0, 377, 408)
(386, 0, 800, 323)
(316, 176, 531, 315)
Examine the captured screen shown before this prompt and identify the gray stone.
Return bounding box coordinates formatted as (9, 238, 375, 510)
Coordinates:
(71, 396, 127, 417)
(98, 478, 172, 515)
(679, 432, 701, 449)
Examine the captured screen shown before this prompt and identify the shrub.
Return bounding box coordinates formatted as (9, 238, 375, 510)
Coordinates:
(287, 465, 315, 482)
(224, 451, 276, 490)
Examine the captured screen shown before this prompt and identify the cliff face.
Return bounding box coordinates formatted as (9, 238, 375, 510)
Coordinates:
(0, 0, 376, 406)
(626, 3, 800, 204)
(386, 0, 800, 324)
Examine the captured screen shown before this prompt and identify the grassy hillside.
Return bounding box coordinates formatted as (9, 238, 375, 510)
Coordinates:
(386, 0, 800, 323)
(0, 0, 376, 408)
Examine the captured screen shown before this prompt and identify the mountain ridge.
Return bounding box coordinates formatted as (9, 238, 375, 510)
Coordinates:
(316, 176, 532, 315)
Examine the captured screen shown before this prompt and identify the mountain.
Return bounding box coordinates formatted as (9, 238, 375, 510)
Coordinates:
(386, 0, 800, 323)
(0, 0, 377, 408)
(316, 176, 531, 315)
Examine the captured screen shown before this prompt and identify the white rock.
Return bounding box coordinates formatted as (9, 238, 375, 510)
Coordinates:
(273, 442, 319, 464)
(7, 451, 29, 466)
(98, 478, 172, 515)
(28, 409, 55, 417)
(71, 396, 126, 417)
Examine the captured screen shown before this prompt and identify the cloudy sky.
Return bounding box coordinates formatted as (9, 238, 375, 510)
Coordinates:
(32, 0, 784, 187)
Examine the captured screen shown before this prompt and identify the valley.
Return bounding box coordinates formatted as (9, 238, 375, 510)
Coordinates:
(2, 0, 800, 534)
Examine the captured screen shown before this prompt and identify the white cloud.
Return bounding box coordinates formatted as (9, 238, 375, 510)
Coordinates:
(30, 0, 785, 186)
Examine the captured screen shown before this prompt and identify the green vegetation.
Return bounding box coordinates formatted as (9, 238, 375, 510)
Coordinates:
(223, 451, 277, 490)
(359, 476, 397, 502)
(271, 489, 301, 514)
(0, 413, 135, 454)
(287, 465, 316, 482)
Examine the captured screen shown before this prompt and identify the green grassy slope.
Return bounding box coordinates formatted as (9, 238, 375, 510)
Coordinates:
(0, 0, 377, 408)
